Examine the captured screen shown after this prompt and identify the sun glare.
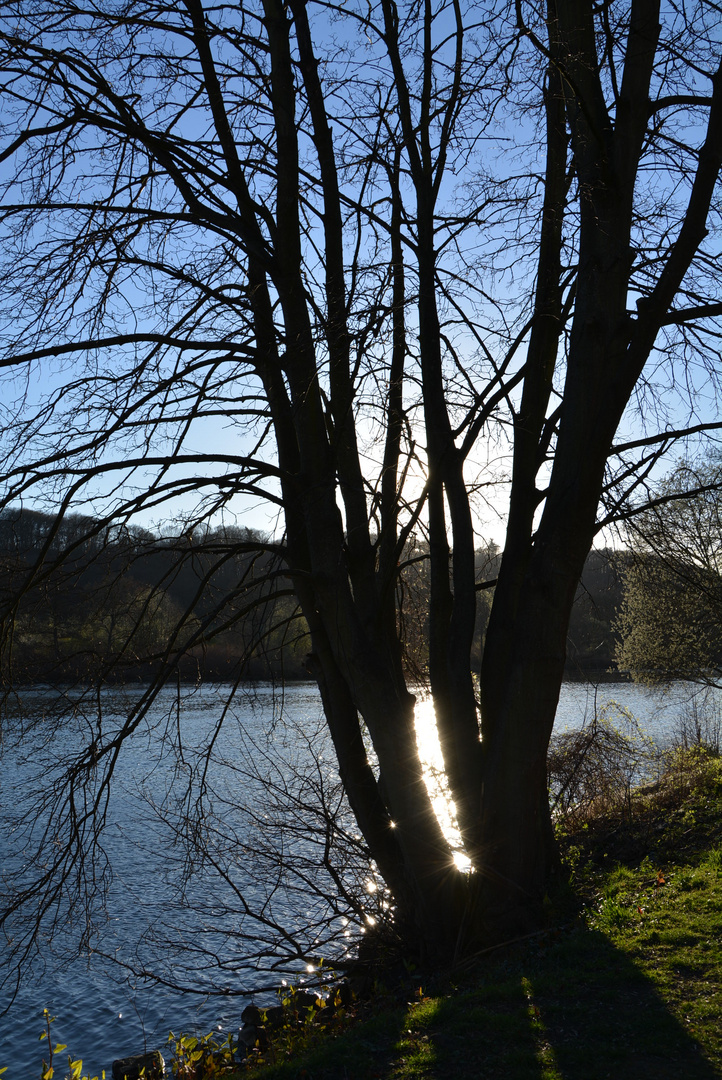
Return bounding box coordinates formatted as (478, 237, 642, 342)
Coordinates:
(414, 697, 473, 872)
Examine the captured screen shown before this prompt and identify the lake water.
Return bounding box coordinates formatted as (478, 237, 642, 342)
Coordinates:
(0, 679, 715, 1078)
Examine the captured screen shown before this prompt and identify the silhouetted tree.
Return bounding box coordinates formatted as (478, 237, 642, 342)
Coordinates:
(2, 0, 722, 969)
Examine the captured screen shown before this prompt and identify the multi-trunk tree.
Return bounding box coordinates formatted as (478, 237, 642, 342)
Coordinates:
(2, 0, 722, 967)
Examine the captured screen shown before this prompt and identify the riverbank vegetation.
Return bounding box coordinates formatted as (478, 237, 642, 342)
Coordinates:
(229, 741, 722, 1079)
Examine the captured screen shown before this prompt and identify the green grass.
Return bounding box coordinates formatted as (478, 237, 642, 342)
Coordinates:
(241, 750, 722, 1079)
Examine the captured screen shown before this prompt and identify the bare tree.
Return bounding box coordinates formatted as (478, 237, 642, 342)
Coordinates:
(1, 0, 722, 974)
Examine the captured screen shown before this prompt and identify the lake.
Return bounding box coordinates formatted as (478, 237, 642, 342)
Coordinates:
(0, 679, 715, 1077)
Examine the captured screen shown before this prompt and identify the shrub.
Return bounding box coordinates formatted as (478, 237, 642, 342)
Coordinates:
(548, 704, 659, 826)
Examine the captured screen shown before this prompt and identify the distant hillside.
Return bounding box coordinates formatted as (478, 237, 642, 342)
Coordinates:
(0, 508, 310, 683)
(565, 548, 630, 679)
(0, 510, 627, 684)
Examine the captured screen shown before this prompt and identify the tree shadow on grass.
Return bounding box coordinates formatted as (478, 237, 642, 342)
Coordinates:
(257, 925, 718, 1079)
(418, 926, 719, 1080)
(534, 927, 718, 1079)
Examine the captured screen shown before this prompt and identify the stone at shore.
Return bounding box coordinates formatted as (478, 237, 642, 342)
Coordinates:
(111, 1049, 165, 1079)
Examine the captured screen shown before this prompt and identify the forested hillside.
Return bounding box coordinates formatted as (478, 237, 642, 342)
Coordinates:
(566, 549, 631, 678)
(0, 508, 309, 682)
(0, 508, 626, 683)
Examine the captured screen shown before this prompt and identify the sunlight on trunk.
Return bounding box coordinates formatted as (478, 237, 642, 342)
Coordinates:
(414, 696, 473, 871)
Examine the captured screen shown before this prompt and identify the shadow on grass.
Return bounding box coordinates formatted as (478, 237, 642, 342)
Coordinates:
(420, 926, 720, 1079)
(257, 925, 719, 1079)
(522, 926, 718, 1080)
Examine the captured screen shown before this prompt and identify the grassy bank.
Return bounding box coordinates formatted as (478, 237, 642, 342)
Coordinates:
(233, 748, 722, 1080)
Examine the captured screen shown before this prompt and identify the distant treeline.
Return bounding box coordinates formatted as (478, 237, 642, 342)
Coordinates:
(0, 508, 309, 684)
(565, 548, 630, 679)
(0, 508, 629, 684)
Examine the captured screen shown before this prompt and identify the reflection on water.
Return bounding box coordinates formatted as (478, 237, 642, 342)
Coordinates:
(0, 683, 362, 1078)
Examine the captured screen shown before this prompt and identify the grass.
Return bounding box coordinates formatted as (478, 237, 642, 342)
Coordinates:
(236, 748, 722, 1080)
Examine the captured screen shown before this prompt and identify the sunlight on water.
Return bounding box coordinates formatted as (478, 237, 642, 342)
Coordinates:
(414, 697, 473, 872)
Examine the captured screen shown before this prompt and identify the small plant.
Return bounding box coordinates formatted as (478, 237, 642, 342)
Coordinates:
(703, 845, 722, 875)
(671, 866, 706, 892)
(593, 895, 631, 932)
(674, 692, 722, 756)
(168, 1030, 238, 1077)
(37, 1009, 105, 1080)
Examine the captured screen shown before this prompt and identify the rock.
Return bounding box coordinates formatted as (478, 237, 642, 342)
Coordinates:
(111, 1049, 165, 1079)
(236, 992, 326, 1059)
(237, 1007, 269, 1054)
(286, 991, 323, 1014)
